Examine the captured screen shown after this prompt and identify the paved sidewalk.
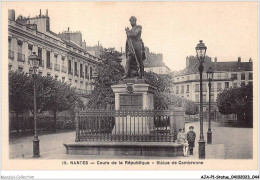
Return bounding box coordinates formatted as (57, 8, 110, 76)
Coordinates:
(9, 131, 75, 159)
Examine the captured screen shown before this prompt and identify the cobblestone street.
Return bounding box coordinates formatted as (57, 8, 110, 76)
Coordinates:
(9, 122, 253, 159)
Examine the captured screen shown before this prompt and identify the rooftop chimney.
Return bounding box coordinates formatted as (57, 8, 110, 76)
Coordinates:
(8, 9, 15, 21)
(214, 57, 217, 62)
(68, 27, 70, 32)
(249, 57, 252, 62)
(46, 9, 48, 17)
(238, 57, 241, 63)
(40, 9, 41, 17)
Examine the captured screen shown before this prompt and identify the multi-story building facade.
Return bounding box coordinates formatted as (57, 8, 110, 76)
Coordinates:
(8, 9, 101, 105)
(173, 56, 253, 111)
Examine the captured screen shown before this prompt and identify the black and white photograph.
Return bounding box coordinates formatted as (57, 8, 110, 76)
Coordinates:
(1, 1, 259, 178)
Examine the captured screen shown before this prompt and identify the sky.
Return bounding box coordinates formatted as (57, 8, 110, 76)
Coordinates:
(5, 1, 258, 71)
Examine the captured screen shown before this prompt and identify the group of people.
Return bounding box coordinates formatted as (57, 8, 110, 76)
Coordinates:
(177, 126, 196, 157)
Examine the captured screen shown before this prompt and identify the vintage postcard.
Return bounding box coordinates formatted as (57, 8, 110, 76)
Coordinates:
(1, 1, 259, 175)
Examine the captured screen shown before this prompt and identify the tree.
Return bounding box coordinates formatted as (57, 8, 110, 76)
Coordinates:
(184, 100, 199, 115)
(88, 48, 124, 109)
(217, 84, 253, 127)
(9, 71, 31, 132)
(9, 71, 83, 132)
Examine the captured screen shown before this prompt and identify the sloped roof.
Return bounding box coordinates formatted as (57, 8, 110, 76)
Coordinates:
(176, 60, 252, 76)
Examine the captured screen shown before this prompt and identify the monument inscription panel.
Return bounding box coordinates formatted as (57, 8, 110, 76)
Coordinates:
(120, 94, 142, 109)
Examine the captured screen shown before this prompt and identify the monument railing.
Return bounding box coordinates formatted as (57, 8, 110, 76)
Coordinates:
(75, 109, 179, 142)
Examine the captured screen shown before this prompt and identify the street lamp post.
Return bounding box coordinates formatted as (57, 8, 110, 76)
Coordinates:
(29, 51, 41, 158)
(195, 40, 207, 159)
(206, 67, 214, 144)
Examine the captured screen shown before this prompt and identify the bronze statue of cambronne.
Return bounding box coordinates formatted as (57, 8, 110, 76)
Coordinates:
(121, 16, 146, 80)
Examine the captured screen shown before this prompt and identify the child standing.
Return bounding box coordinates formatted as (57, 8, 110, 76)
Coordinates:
(187, 126, 196, 155)
(177, 128, 189, 157)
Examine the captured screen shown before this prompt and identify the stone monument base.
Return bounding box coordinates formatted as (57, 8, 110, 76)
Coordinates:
(111, 80, 156, 135)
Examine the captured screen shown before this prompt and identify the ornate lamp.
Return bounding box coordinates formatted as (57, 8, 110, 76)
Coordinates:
(195, 40, 207, 159)
(28, 51, 41, 158)
(195, 40, 207, 62)
(29, 52, 40, 70)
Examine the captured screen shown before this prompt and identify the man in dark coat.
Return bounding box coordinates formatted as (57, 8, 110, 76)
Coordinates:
(122, 16, 146, 79)
(187, 126, 196, 155)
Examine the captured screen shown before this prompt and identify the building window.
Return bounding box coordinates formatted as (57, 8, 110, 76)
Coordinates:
(38, 71, 42, 76)
(224, 73, 229, 79)
(90, 67, 93, 79)
(186, 85, 189, 93)
(80, 64, 83, 77)
(225, 82, 229, 89)
(8, 64, 12, 70)
(47, 73, 51, 77)
(203, 94, 207, 102)
(210, 83, 214, 91)
(187, 94, 189, 98)
(38, 48, 42, 66)
(85, 65, 89, 79)
(46, 51, 51, 67)
(241, 73, 245, 80)
(54, 54, 58, 63)
(202, 84, 207, 91)
(181, 86, 184, 94)
(217, 73, 221, 79)
(241, 81, 245, 86)
(55, 75, 58, 80)
(74, 62, 78, 76)
(68, 60, 72, 74)
(195, 84, 199, 92)
(176, 86, 179, 94)
(18, 42, 22, 54)
(62, 77, 65, 82)
(196, 74, 199, 80)
(210, 93, 214, 102)
(231, 73, 237, 80)
(249, 73, 253, 80)
(217, 83, 222, 91)
(233, 83, 237, 88)
(75, 80, 78, 84)
(8, 38, 11, 50)
(248, 81, 253, 86)
(195, 94, 199, 102)
(28, 44, 33, 56)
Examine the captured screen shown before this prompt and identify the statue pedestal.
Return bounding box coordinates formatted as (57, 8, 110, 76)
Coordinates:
(111, 80, 156, 135)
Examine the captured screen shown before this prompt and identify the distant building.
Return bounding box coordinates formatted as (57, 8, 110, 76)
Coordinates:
(8, 9, 102, 106)
(173, 56, 253, 111)
(145, 66, 171, 74)
(85, 43, 103, 58)
(58, 29, 83, 47)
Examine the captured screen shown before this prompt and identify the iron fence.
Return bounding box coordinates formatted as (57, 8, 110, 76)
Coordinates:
(75, 109, 178, 142)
